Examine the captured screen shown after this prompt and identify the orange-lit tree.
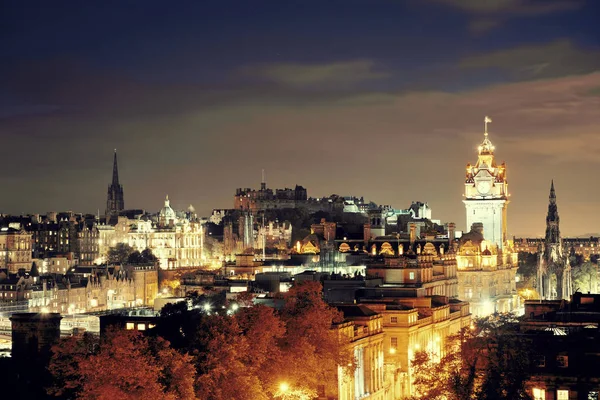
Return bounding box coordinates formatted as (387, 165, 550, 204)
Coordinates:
(410, 315, 533, 400)
(48, 328, 195, 400)
(278, 281, 352, 397)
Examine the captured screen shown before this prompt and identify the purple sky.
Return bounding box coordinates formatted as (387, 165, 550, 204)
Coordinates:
(1, 0, 600, 236)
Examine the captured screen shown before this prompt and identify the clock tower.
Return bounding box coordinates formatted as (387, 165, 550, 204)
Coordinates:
(463, 117, 509, 250)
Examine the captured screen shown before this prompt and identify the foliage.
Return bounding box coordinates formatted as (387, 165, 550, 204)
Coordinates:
(572, 261, 598, 293)
(278, 281, 352, 396)
(48, 328, 195, 400)
(107, 243, 134, 265)
(569, 249, 584, 268)
(517, 252, 538, 279)
(127, 248, 158, 265)
(410, 314, 533, 400)
(47, 333, 99, 398)
(49, 282, 351, 400)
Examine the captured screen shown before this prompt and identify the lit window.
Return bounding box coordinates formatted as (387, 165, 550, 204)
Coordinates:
(557, 390, 568, 400)
(533, 388, 545, 400)
(588, 391, 599, 400)
(409, 272, 415, 280)
(534, 355, 545, 367)
(556, 355, 568, 368)
(126, 322, 134, 330)
(137, 323, 146, 331)
(391, 317, 398, 323)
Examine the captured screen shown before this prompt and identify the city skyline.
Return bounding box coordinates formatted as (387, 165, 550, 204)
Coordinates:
(2, 1, 600, 237)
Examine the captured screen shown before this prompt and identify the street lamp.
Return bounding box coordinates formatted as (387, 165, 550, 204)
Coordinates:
(279, 382, 289, 393)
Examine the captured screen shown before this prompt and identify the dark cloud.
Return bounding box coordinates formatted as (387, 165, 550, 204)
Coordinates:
(459, 39, 600, 80)
(239, 60, 391, 88)
(430, 0, 582, 15)
(427, 0, 584, 33)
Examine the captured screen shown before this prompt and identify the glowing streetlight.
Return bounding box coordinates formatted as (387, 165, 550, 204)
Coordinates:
(203, 303, 211, 312)
(389, 347, 397, 355)
(279, 382, 289, 393)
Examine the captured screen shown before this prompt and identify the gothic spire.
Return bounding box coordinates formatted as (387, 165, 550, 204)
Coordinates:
(545, 180, 560, 244)
(106, 149, 125, 221)
(112, 149, 120, 185)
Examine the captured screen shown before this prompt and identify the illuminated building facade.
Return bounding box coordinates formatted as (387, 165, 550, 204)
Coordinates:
(463, 117, 509, 250)
(28, 270, 139, 313)
(94, 197, 203, 269)
(365, 242, 459, 299)
(234, 178, 308, 212)
(336, 305, 386, 400)
(515, 237, 600, 260)
(456, 223, 518, 316)
(361, 297, 471, 398)
(124, 264, 159, 306)
(0, 227, 32, 273)
(78, 222, 99, 265)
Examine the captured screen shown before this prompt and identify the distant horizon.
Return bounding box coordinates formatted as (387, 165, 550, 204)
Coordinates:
(3, 189, 597, 240)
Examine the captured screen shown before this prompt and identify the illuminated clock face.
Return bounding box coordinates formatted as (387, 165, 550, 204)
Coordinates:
(477, 181, 491, 194)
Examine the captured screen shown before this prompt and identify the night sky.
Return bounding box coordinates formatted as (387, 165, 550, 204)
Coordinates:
(2, 0, 599, 237)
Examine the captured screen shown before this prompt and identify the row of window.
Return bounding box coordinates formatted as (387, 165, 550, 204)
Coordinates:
(532, 388, 598, 400)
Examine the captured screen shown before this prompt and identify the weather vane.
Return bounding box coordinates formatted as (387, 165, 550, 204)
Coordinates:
(484, 116, 492, 137)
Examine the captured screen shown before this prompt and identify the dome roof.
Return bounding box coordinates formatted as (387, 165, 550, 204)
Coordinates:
(159, 195, 177, 222)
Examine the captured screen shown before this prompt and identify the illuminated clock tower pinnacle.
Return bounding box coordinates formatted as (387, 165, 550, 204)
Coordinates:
(463, 117, 509, 250)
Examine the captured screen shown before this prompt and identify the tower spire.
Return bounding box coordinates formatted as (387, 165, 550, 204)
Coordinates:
(106, 149, 125, 222)
(545, 180, 560, 242)
(261, 169, 266, 191)
(112, 149, 119, 185)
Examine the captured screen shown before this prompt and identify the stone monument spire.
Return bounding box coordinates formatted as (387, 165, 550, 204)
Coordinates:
(538, 180, 571, 299)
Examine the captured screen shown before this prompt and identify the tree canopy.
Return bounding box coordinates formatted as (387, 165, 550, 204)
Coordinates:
(49, 282, 351, 400)
(48, 329, 195, 400)
(410, 314, 533, 400)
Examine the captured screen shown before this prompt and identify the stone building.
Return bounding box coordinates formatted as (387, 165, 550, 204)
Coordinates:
(362, 297, 471, 399)
(336, 305, 386, 400)
(28, 269, 138, 314)
(521, 293, 600, 400)
(95, 197, 204, 269)
(455, 223, 518, 316)
(0, 227, 32, 273)
(124, 264, 159, 306)
(78, 222, 99, 265)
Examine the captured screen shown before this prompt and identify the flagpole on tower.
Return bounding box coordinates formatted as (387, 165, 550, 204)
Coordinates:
(484, 116, 492, 137)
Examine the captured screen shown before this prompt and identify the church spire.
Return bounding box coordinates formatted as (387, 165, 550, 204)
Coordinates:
(106, 149, 125, 222)
(550, 179, 556, 203)
(112, 149, 120, 185)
